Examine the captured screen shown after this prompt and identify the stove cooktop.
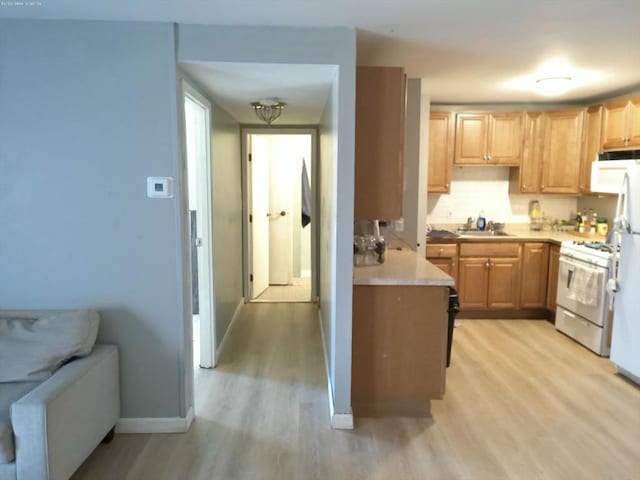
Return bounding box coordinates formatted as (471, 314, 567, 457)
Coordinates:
(560, 240, 617, 267)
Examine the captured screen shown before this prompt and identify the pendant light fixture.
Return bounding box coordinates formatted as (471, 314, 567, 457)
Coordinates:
(250, 98, 286, 125)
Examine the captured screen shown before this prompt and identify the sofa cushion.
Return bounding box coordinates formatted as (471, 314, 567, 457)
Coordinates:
(0, 310, 100, 383)
(0, 381, 41, 464)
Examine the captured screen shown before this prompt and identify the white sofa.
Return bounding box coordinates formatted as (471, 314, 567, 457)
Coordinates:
(0, 310, 120, 480)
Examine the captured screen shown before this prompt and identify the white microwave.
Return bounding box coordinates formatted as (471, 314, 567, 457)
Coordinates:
(591, 150, 640, 194)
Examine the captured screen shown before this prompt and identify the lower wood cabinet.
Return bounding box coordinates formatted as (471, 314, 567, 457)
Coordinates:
(426, 243, 457, 285)
(520, 243, 550, 308)
(546, 244, 561, 313)
(352, 285, 448, 417)
(457, 243, 521, 310)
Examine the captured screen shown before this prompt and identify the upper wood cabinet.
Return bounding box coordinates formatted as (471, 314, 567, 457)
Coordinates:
(509, 112, 544, 194)
(454, 112, 524, 166)
(540, 108, 585, 194)
(354, 66, 405, 219)
(428, 111, 455, 193)
(601, 96, 640, 150)
(580, 105, 603, 194)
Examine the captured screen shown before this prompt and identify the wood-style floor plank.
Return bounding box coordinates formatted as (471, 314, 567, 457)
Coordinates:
(72, 307, 640, 480)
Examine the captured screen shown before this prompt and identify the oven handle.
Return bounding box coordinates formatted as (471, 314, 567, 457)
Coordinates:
(567, 269, 574, 289)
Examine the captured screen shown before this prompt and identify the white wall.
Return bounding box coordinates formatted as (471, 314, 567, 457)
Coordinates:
(210, 102, 243, 347)
(177, 24, 356, 418)
(0, 20, 190, 419)
(427, 167, 578, 226)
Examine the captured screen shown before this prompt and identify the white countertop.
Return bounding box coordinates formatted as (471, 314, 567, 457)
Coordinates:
(353, 247, 455, 287)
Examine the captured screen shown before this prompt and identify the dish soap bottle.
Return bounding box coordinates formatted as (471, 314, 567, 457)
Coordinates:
(477, 211, 487, 231)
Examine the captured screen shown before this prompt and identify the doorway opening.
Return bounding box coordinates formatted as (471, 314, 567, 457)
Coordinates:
(243, 130, 317, 303)
(183, 82, 216, 368)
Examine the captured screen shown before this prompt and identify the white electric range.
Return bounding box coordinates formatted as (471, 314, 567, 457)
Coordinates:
(555, 241, 616, 356)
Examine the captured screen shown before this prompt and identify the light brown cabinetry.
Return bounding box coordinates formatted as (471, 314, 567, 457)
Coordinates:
(428, 111, 455, 193)
(546, 244, 561, 313)
(540, 109, 585, 194)
(601, 96, 640, 150)
(454, 112, 524, 166)
(457, 243, 521, 310)
(352, 285, 448, 416)
(580, 105, 603, 194)
(520, 243, 550, 308)
(426, 243, 457, 285)
(509, 112, 544, 193)
(354, 66, 405, 219)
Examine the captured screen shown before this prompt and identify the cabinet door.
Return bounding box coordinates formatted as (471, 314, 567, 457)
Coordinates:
(354, 66, 405, 220)
(458, 257, 488, 309)
(540, 109, 584, 194)
(454, 114, 488, 165)
(601, 99, 629, 150)
(580, 105, 603, 194)
(520, 243, 549, 308)
(487, 257, 521, 309)
(516, 112, 543, 193)
(488, 112, 523, 165)
(546, 244, 561, 313)
(627, 97, 640, 147)
(429, 258, 458, 285)
(428, 111, 455, 193)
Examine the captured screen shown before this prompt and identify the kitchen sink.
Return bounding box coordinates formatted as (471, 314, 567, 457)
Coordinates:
(457, 230, 514, 237)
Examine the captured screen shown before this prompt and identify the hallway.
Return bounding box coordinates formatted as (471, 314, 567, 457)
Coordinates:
(73, 306, 640, 480)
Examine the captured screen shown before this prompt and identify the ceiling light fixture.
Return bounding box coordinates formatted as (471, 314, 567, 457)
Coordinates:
(250, 98, 286, 125)
(535, 76, 573, 96)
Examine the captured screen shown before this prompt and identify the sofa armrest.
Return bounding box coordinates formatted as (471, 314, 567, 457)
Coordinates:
(11, 345, 119, 480)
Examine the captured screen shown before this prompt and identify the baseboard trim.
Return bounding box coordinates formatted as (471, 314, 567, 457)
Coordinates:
(317, 310, 354, 430)
(116, 406, 194, 434)
(215, 298, 244, 365)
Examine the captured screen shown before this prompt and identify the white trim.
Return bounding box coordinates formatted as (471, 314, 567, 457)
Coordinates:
(215, 299, 244, 364)
(317, 310, 354, 430)
(116, 407, 194, 434)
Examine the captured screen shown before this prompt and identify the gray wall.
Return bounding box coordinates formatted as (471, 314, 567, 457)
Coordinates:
(177, 24, 357, 415)
(210, 102, 243, 346)
(0, 20, 190, 418)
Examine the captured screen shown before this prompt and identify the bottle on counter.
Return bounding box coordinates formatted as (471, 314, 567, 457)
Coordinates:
(576, 211, 583, 232)
(477, 211, 487, 231)
(590, 211, 598, 234)
(596, 217, 608, 236)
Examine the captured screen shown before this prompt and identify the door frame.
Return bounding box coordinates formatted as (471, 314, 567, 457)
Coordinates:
(181, 79, 217, 368)
(241, 127, 319, 302)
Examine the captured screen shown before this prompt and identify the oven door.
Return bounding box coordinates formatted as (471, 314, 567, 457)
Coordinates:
(556, 256, 608, 326)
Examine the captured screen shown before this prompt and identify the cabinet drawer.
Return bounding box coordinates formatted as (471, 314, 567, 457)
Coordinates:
(459, 242, 520, 257)
(426, 244, 457, 258)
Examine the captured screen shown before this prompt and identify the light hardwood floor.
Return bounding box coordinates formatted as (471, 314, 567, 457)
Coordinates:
(252, 277, 311, 303)
(73, 305, 640, 480)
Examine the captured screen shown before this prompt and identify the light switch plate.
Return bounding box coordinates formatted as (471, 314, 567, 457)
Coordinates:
(147, 177, 174, 198)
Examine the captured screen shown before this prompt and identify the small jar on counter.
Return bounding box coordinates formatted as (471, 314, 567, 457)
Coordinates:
(596, 217, 608, 236)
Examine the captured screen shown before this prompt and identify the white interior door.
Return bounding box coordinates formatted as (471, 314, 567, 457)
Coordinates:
(184, 84, 215, 368)
(269, 153, 293, 285)
(251, 136, 270, 297)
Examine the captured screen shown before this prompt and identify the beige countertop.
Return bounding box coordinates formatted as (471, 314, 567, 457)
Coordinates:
(427, 224, 607, 245)
(353, 247, 454, 287)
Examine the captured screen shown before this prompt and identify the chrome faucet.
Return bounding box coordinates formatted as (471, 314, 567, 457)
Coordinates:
(465, 217, 474, 230)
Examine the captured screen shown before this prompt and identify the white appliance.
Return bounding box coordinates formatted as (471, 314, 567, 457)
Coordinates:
(556, 241, 614, 356)
(591, 150, 640, 194)
(608, 162, 640, 384)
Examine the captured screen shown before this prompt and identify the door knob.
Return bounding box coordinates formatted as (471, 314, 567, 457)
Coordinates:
(194, 237, 203, 247)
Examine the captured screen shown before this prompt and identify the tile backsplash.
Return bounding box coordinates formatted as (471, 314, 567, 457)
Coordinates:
(427, 167, 578, 225)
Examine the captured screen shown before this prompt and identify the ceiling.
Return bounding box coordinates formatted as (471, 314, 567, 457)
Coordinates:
(3, 0, 640, 118)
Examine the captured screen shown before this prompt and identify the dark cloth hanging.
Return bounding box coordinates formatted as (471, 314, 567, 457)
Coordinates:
(301, 158, 311, 228)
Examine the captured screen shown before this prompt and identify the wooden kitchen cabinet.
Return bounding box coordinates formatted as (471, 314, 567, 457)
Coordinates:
(354, 66, 405, 220)
(352, 285, 448, 416)
(601, 96, 640, 150)
(457, 242, 521, 310)
(428, 111, 455, 193)
(520, 243, 550, 308)
(580, 105, 603, 194)
(454, 112, 524, 166)
(540, 108, 585, 194)
(426, 243, 458, 285)
(546, 244, 561, 314)
(509, 112, 544, 193)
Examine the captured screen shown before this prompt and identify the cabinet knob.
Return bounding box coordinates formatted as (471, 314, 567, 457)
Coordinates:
(485, 261, 490, 269)
(523, 184, 527, 188)
(487, 155, 492, 161)
(445, 183, 449, 188)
